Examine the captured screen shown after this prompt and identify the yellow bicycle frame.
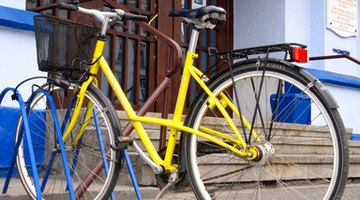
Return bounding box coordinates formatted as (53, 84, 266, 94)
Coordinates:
(64, 38, 260, 172)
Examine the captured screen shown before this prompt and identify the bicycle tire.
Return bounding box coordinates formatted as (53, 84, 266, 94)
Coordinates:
(15, 82, 122, 199)
(181, 59, 349, 200)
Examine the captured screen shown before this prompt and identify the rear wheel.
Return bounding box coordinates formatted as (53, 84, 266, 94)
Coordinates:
(15, 82, 122, 199)
(182, 60, 349, 199)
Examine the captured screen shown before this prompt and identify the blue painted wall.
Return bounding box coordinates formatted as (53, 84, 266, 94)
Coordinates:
(0, 107, 46, 177)
(0, 5, 35, 31)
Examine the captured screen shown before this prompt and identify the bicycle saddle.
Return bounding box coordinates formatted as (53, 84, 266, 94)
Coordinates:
(169, 5, 226, 27)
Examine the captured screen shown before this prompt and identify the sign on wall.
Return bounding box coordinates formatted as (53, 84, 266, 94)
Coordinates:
(327, 0, 358, 37)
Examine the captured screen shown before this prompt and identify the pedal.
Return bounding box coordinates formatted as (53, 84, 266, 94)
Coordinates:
(110, 136, 134, 150)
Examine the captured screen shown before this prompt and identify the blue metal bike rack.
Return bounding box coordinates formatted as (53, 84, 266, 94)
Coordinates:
(124, 149, 142, 200)
(1, 88, 43, 200)
(89, 104, 143, 200)
(0, 87, 75, 200)
(0, 86, 143, 200)
(60, 92, 142, 200)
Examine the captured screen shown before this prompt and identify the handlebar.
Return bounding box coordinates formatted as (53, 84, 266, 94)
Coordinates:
(58, 2, 78, 11)
(122, 12, 148, 22)
(58, 2, 148, 28)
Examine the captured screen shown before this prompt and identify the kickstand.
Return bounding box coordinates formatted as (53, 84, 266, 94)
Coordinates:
(155, 172, 178, 200)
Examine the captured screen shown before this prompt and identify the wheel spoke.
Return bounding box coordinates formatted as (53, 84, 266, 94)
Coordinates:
(15, 83, 121, 199)
(184, 60, 348, 199)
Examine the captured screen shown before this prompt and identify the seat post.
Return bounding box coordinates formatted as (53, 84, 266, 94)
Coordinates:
(188, 28, 200, 52)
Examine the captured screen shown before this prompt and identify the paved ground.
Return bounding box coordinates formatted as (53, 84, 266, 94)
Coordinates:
(0, 178, 159, 199)
(160, 182, 360, 200)
(1, 178, 360, 200)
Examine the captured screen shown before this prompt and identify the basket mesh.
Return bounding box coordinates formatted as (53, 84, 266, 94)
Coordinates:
(33, 15, 98, 72)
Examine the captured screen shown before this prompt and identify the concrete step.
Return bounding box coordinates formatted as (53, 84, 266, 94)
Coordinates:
(3, 111, 360, 199)
(51, 109, 360, 187)
(115, 111, 360, 187)
(121, 151, 360, 188)
(116, 111, 355, 154)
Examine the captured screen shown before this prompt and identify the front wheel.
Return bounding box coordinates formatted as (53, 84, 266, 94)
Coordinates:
(182, 59, 349, 200)
(15, 82, 122, 199)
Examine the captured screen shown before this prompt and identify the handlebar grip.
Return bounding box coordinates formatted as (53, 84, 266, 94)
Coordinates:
(58, 2, 78, 11)
(123, 13, 148, 22)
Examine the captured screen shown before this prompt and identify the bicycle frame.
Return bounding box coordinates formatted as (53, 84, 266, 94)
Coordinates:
(62, 28, 260, 172)
(24, 2, 350, 199)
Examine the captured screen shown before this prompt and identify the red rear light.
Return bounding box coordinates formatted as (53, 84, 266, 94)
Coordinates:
(291, 47, 308, 63)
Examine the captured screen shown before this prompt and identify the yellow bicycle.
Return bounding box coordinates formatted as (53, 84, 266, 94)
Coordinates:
(16, 1, 349, 199)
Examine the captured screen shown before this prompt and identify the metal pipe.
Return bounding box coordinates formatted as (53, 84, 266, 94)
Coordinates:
(188, 29, 200, 53)
(310, 54, 360, 65)
(75, 1, 183, 197)
(123, 77, 172, 137)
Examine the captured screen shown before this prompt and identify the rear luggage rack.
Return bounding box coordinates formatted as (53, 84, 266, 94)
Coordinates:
(210, 43, 308, 63)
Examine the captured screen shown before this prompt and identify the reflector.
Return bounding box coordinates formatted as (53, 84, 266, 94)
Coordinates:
(291, 47, 308, 63)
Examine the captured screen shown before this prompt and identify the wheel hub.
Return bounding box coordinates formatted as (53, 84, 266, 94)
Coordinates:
(249, 142, 275, 166)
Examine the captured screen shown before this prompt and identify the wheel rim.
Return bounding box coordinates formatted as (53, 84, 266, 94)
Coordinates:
(15, 84, 118, 199)
(187, 69, 342, 199)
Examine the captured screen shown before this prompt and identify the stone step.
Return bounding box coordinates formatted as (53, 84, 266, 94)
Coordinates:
(121, 152, 360, 187)
(115, 111, 353, 144)
(10, 111, 360, 198)
(113, 111, 360, 187)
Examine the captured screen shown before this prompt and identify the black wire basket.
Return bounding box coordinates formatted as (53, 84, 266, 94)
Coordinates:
(33, 15, 98, 72)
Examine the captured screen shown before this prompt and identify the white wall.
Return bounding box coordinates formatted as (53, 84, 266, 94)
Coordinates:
(284, 0, 311, 45)
(284, 0, 311, 69)
(233, 0, 285, 49)
(0, 1, 46, 106)
(233, 0, 360, 134)
(285, 0, 359, 76)
(326, 84, 360, 133)
(234, 0, 360, 73)
(0, 26, 45, 106)
(0, 1, 25, 9)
